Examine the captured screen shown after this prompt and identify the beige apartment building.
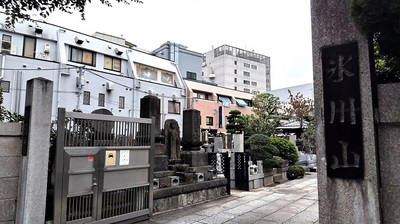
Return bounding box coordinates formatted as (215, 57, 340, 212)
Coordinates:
(185, 80, 254, 135)
(202, 44, 271, 93)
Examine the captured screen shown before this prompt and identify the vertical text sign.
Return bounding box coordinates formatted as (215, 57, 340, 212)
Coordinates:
(322, 42, 364, 179)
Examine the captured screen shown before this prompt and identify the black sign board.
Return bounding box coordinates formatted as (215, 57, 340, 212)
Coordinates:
(21, 105, 31, 156)
(322, 42, 364, 179)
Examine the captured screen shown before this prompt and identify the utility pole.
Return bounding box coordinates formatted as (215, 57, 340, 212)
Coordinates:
(76, 66, 85, 111)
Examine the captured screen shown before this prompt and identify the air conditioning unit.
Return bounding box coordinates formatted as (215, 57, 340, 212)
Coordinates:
(209, 73, 215, 79)
(44, 43, 50, 54)
(106, 81, 114, 91)
(1, 40, 16, 55)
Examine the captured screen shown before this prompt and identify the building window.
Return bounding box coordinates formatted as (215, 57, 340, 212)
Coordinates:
(234, 60, 237, 65)
(251, 81, 257, 86)
(119, 96, 125, 109)
(0, 81, 10, 92)
(83, 91, 90, 105)
(244, 63, 250, 68)
(69, 47, 96, 66)
(98, 93, 105, 106)
(251, 65, 258, 70)
(234, 69, 237, 74)
(161, 71, 174, 85)
(104, 55, 121, 72)
(168, 101, 180, 114)
(243, 80, 250, 85)
(234, 86, 237, 90)
(243, 71, 250, 77)
(23, 36, 36, 58)
(186, 71, 197, 80)
(244, 88, 250, 93)
(234, 78, 237, 83)
(206, 116, 213, 126)
(137, 64, 157, 80)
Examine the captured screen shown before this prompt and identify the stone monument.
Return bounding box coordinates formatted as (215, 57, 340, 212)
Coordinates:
(164, 119, 180, 160)
(311, 0, 381, 223)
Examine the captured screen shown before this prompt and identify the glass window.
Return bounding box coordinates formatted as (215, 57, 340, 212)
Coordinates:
(98, 93, 105, 106)
(234, 69, 237, 74)
(161, 71, 174, 85)
(244, 88, 250, 93)
(0, 81, 10, 92)
(251, 65, 258, 70)
(69, 47, 96, 66)
(23, 36, 36, 58)
(104, 55, 121, 72)
(83, 91, 90, 105)
(186, 71, 197, 80)
(251, 81, 257, 86)
(168, 101, 180, 114)
(234, 61, 237, 65)
(119, 96, 125, 109)
(234, 78, 237, 83)
(243, 80, 250, 85)
(243, 71, 250, 77)
(137, 64, 157, 80)
(206, 116, 213, 126)
(244, 63, 250, 68)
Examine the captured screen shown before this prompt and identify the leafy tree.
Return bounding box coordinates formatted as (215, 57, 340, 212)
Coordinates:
(300, 116, 316, 153)
(1, 0, 144, 28)
(243, 93, 281, 137)
(351, 0, 400, 83)
(270, 137, 299, 165)
(284, 90, 313, 129)
(245, 134, 282, 169)
(226, 110, 245, 134)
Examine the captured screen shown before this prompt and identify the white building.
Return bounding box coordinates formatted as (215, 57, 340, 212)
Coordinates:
(0, 14, 187, 130)
(202, 44, 271, 93)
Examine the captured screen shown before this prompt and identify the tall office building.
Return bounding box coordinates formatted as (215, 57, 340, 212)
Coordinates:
(202, 44, 271, 93)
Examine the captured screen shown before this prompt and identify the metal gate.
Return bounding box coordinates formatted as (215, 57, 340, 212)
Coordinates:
(234, 152, 249, 191)
(53, 108, 154, 224)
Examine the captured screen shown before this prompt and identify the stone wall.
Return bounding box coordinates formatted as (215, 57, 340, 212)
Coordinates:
(0, 123, 22, 223)
(377, 83, 400, 223)
(153, 179, 228, 213)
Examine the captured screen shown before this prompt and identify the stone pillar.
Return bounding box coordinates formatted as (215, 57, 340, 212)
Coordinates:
(16, 78, 53, 224)
(181, 109, 201, 151)
(140, 95, 161, 136)
(311, 1, 381, 223)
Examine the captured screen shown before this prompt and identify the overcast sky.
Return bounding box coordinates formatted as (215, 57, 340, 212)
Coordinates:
(43, 0, 313, 90)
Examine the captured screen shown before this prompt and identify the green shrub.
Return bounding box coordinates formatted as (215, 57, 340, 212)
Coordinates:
(287, 165, 305, 180)
(246, 134, 279, 169)
(271, 137, 299, 165)
(265, 156, 284, 168)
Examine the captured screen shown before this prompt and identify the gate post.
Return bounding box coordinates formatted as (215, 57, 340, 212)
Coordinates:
(16, 78, 53, 224)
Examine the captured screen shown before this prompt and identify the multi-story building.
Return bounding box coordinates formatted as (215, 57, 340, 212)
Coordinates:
(0, 14, 187, 131)
(185, 79, 254, 134)
(153, 41, 203, 81)
(202, 44, 271, 93)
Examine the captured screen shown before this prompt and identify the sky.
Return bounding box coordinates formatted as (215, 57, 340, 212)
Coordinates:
(42, 0, 313, 90)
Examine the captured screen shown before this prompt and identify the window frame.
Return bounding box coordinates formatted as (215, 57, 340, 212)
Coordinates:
(0, 81, 11, 92)
(23, 36, 36, 58)
(69, 46, 96, 66)
(206, 116, 214, 126)
(168, 101, 181, 114)
(186, 71, 197, 80)
(119, 96, 125, 109)
(83, 91, 90, 105)
(104, 55, 121, 72)
(98, 93, 105, 107)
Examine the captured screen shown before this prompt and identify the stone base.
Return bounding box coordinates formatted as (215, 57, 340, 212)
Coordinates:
(176, 172, 194, 184)
(154, 143, 166, 155)
(154, 155, 169, 172)
(180, 151, 208, 167)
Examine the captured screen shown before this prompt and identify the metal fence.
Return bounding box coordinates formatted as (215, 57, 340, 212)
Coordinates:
(53, 108, 154, 224)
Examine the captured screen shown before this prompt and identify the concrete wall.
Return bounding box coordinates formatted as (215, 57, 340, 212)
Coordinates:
(377, 83, 400, 223)
(0, 123, 22, 223)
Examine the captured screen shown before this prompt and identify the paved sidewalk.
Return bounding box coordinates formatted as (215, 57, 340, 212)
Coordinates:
(139, 172, 318, 224)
